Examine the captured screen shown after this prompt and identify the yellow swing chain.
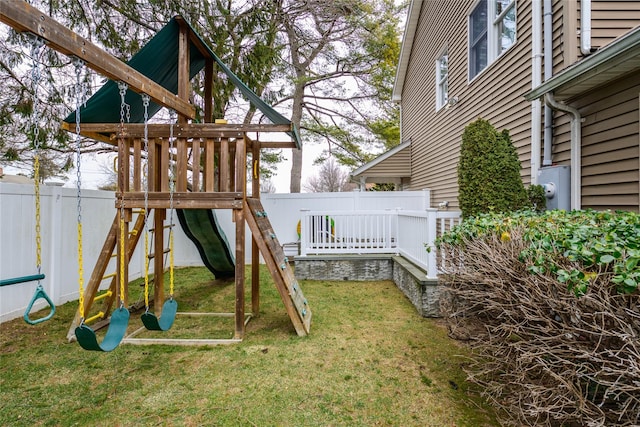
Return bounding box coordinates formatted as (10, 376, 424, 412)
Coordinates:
(30, 38, 43, 280)
(73, 58, 86, 320)
(168, 110, 176, 298)
(141, 94, 151, 311)
(117, 82, 130, 309)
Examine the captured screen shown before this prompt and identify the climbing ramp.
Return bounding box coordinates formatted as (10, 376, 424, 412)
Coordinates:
(245, 198, 311, 336)
(176, 209, 235, 279)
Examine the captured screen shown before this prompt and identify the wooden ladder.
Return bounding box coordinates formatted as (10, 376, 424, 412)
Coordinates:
(244, 198, 311, 336)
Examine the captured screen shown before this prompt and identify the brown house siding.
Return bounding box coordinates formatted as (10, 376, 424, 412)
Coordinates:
(362, 149, 411, 178)
(547, 76, 640, 212)
(575, 75, 640, 212)
(402, 0, 535, 208)
(558, 1, 640, 69)
(591, 1, 640, 49)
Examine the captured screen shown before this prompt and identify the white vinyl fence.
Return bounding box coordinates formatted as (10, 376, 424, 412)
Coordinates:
(0, 183, 203, 323)
(1, 184, 454, 323)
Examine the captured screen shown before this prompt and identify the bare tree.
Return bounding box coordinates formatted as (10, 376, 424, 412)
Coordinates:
(304, 158, 354, 192)
(272, 0, 404, 192)
(260, 178, 277, 194)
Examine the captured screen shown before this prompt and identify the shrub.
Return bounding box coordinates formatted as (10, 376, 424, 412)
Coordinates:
(437, 210, 640, 426)
(526, 184, 546, 212)
(457, 118, 529, 217)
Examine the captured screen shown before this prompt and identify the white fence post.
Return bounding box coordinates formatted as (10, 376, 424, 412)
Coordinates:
(299, 209, 309, 256)
(425, 208, 438, 279)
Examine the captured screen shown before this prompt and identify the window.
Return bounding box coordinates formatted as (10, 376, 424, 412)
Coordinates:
(436, 50, 448, 110)
(469, 0, 516, 80)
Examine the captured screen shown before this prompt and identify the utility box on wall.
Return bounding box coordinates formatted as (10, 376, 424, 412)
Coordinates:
(538, 165, 571, 211)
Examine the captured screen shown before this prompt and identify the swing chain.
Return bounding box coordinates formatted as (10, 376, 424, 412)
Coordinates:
(30, 37, 44, 276)
(141, 94, 151, 312)
(74, 58, 86, 320)
(117, 82, 129, 309)
(168, 110, 176, 298)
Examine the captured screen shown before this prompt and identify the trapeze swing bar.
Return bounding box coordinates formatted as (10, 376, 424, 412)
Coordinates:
(0, 273, 45, 287)
(23, 283, 56, 325)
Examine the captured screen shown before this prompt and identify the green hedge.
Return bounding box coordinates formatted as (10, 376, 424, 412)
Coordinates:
(438, 209, 639, 296)
(436, 209, 640, 425)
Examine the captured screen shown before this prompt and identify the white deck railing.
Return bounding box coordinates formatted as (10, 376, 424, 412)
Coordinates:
(300, 209, 462, 279)
(299, 210, 399, 255)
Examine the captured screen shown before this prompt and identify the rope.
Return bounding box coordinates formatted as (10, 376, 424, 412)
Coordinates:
(74, 58, 86, 320)
(141, 94, 151, 311)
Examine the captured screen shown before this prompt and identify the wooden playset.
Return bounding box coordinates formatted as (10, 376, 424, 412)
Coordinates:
(0, 0, 311, 350)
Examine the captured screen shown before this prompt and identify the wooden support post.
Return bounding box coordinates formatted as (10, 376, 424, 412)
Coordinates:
(215, 139, 221, 192)
(251, 141, 260, 315)
(115, 134, 131, 307)
(175, 22, 189, 192)
(119, 138, 131, 194)
(153, 139, 166, 314)
(116, 208, 130, 307)
(220, 138, 230, 192)
(235, 138, 246, 195)
(147, 138, 156, 192)
(204, 138, 215, 192)
(153, 208, 166, 314)
(230, 142, 236, 192)
(192, 139, 201, 192)
(234, 137, 247, 339)
(176, 138, 188, 192)
(160, 138, 170, 192)
(234, 206, 245, 340)
(133, 138, 142, 192)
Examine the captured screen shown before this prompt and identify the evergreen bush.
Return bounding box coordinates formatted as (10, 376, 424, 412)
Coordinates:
(526, 184, 546, 212)
(457, 118, 528, 217)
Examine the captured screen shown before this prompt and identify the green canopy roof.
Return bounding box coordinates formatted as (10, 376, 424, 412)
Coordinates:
(64, 16, 300, 148)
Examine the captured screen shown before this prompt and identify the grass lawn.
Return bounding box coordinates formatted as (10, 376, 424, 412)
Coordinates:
(0, 266, 497, 426)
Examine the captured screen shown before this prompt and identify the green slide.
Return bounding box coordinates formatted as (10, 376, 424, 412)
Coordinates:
(176, 209, 235, 278)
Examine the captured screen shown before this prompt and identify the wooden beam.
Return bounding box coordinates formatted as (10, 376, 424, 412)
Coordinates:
(67, 123, 293, 138)
(177, 21, 190, 115)
(116, 192, 242, 210)
(254, 141, 298, 149)
(0, 0, 195, 119)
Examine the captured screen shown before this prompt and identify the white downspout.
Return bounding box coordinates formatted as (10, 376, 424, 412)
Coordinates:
(530, 0, 543, 184)
(544, 93, 582, 210)
(543, 0, 553, 166)
(580, 0, 592, 56)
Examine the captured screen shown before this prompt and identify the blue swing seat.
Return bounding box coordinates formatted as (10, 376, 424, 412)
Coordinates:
(141, 299, 178, 331)
(75, 307, 130, 352)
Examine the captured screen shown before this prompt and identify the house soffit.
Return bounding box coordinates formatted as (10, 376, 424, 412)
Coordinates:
(525, 25, 640, 102)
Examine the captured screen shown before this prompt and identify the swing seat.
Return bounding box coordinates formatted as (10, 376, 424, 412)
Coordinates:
(141, 299, 178, 331)
(23, 283, 56, 325)
(75, 307, 130, 352)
